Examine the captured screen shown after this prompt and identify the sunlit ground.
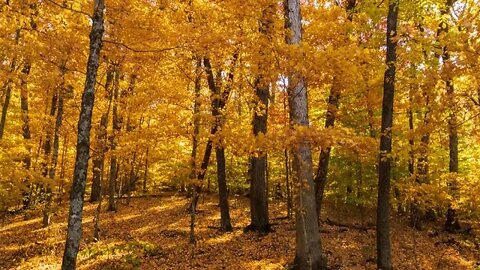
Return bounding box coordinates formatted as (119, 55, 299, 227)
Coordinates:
(0, 194, 478, 269)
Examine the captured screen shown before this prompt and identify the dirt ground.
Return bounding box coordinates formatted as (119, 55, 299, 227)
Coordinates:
(0, 194, 479, 269)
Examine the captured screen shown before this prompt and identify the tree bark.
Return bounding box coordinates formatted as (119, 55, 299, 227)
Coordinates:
(376, 0, 399, 269)
(61, 1, 105, 269)
(284, 0, 327, 269)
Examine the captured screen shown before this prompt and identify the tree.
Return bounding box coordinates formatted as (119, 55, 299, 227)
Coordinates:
(284, 0, 327, 268)
(377, 0, 399, 269)
(246, 2, 275, 234)
(314, 0, 356, 223)
(61, 0, 105, 268)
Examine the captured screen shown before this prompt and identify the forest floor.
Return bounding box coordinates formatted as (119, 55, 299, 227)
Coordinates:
(0, 193, 479, 270)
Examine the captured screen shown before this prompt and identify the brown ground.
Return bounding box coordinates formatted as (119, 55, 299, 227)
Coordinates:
(0, 194, 479, 269)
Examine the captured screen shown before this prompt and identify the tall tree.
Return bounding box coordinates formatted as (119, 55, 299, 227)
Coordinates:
(439, 0, 460, 233)
(284, 0, 327, 269)
(314, 0, 356, 221)
(108, 64, 120, 212)
(377, 0, 399, 269)
(90, 66, 114, 203)
(61, 0, 105, 268)
(43, 62, 67, 227)
(247, 3, 275, 233)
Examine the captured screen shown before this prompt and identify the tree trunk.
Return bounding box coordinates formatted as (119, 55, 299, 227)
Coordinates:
(20, 63, 32, 209)
(90, 67, 114, 203)
(61, 1, 105, 269)
(314, 0, 356, 223)
(216, 147, 232, 231)
(284, 0, 326, 269)
(191, 54, 237, 216)
(376, 0, 398, 269)
(108, 66, 120, 212)
(42, 85, 59, 227)
(43, 65, 66, 227)
(247, 3, 274, 234)
(0, 79, 13, 140)
(248, 80, 270, 232)
(436, 0, 459, 233)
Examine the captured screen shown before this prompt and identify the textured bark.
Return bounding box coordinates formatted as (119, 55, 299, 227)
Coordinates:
(108, 66, 120, 212)
(284, 0, 326, 269)
(90, 67, 114, 203)
(61, 1, 105, 269)
(377, 0, 398, 269)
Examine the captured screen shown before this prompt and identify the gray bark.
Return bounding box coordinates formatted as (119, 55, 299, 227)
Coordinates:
(61, 1, 105, 269)
(284, 0, 327, 269)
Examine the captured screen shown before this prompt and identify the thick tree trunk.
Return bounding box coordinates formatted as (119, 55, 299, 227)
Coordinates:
(248, 78, 270, 232)
(247, 3, 273, 234)
(61, 1, 105, 269)
(285, 0, 326, 269)
(376, 0, 398, 269)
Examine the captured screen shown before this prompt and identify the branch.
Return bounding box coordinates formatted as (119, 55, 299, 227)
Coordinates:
(103, 40, 180, 53)
(44, 0, 91, 18)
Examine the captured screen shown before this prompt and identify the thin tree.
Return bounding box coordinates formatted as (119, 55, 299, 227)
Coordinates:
(377, 0, 399, 269)
(314, 0, 356, 221)
(90, 66, 114, 203)
(61, 0, 105, 268)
